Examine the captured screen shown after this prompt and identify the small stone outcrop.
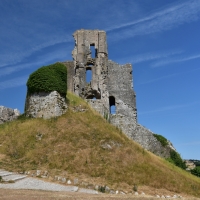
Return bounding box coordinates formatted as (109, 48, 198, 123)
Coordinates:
(0, 106, 20, 124)
(134, 124, 176, 157)
(25, 91, 67, 119)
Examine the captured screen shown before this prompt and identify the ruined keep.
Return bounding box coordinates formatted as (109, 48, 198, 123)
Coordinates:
(70, 30, 137, 135)
(24, 29, 175, 157)
(63, 29, 175, 158)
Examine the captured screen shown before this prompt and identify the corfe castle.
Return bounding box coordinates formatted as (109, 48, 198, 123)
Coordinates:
(5, 29, 176, 158)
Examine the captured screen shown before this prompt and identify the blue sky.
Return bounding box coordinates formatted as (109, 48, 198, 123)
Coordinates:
(0, 0, 200, 159)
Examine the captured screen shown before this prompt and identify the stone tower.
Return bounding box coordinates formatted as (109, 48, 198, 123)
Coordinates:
(68, 30, 175, 158)
(70, 29, 138, 137)
(25, 28, 176, 158)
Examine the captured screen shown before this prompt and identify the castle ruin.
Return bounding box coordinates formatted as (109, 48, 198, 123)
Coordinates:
(25, 29, 176, 158)
(67, 30, 137, 137)
(64, 29, 175, 157)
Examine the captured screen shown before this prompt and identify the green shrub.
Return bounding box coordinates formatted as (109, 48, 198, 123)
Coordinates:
(169, 150, 186, 169)
(133, 184, 138, 192)
(194, 160, 200, 166)
(191, 166, 200, 177)
(153, 134, 168, 147)
(17, 114, 31, 121)
(27, 62, 67, 96)
(99, 185, 106, 193)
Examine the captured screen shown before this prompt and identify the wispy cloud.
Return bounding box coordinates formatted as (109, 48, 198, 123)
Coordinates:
(138, 105, 183, 115)
(151, 53, 200, 68)
(0, 44, 72, 77)
(138, 101, 200, 115)
(0, 37, 72, 69)
(107, 0, 200, 40)
(0, 76, 28, 90)
(118, 50, 183, 65)
(138, 73, 177, 85)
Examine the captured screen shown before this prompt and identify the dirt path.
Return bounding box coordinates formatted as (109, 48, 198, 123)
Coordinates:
(0, 189, 200, 200)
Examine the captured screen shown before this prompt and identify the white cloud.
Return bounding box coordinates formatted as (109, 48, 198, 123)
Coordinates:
(0, 37, 72, 69)
(0, 44, 72, 77)
(138, 73, 177, 85)
(107, 0, 200, 40)
(0, 76, 28, 90)
(118, 50, 183, 65)
(138, 101, 200, 115)
(151, 53, 200, 67)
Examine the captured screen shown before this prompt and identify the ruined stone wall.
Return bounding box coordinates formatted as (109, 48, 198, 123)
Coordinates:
(134, 124, 176, 158)
(69, 29, 176, 158)
(71, 29, 110, 118)
(107, 61, 137, 119)
(107, 60, 138, 138)
(72, 30, 108, 103)
(87, 99, 109, 117)
(71, 29, 137, 125)
(0, 106, 20, 124)
(71, 29, 137, 142)
(25, 91, 67, 119)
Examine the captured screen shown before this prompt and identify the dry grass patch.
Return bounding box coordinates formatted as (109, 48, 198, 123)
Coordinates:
(0, 92, 200, 197)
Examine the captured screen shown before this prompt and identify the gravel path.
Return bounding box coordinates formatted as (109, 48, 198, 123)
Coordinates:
(0, 177, 79, 192)
(0, 170, 199, 199)
(0, 169, 98, 194)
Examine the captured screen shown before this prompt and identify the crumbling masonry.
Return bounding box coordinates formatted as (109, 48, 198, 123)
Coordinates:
(63, 29, 176, 158)
(70, 29, 137, 137)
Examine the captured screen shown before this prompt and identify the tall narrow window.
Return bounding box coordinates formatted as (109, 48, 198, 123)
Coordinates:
(90, 44, 96, 58)
(109, 96, 116, 114)
(86, 65, 92, 83)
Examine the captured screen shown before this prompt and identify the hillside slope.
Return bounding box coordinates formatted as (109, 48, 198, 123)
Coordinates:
(0, 92, 200, 197)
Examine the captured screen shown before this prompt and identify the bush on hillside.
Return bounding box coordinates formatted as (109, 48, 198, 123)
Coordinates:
(194, 160, 200, 166)
(168, 150, 186, 169)
(153, 134, 168, 147)
(191, 166, 200, 177)
(153, 134, 186, 170)
(27, 63, 67, 96)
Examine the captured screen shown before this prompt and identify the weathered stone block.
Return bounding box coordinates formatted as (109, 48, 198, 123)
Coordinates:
(0, 106, 20, 124)
(25, 91, 67, 119)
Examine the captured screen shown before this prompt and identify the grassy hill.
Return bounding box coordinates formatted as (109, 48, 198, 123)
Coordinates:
(0, 92, 200, 197)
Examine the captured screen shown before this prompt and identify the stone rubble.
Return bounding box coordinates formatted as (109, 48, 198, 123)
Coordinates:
(0, 106, 20, 124)
(1, 169, 185, 198)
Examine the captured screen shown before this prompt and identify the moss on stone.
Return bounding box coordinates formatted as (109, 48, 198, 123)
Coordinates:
(153, 134, 168, 147)
(27, 62, 67, 96)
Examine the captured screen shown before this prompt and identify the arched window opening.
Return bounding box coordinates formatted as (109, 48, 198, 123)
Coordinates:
(86, 66, 92, 83)
(85, 89, 101, 100)
(109, 96, 116, 114)
(75, 67, 78, 75)
(90, 44, 97, 58)
(86, 95, 94, 99)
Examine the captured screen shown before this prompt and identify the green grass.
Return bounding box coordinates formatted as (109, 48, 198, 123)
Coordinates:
(153, 134, 168, 147)
(0, 92, 200, 196)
